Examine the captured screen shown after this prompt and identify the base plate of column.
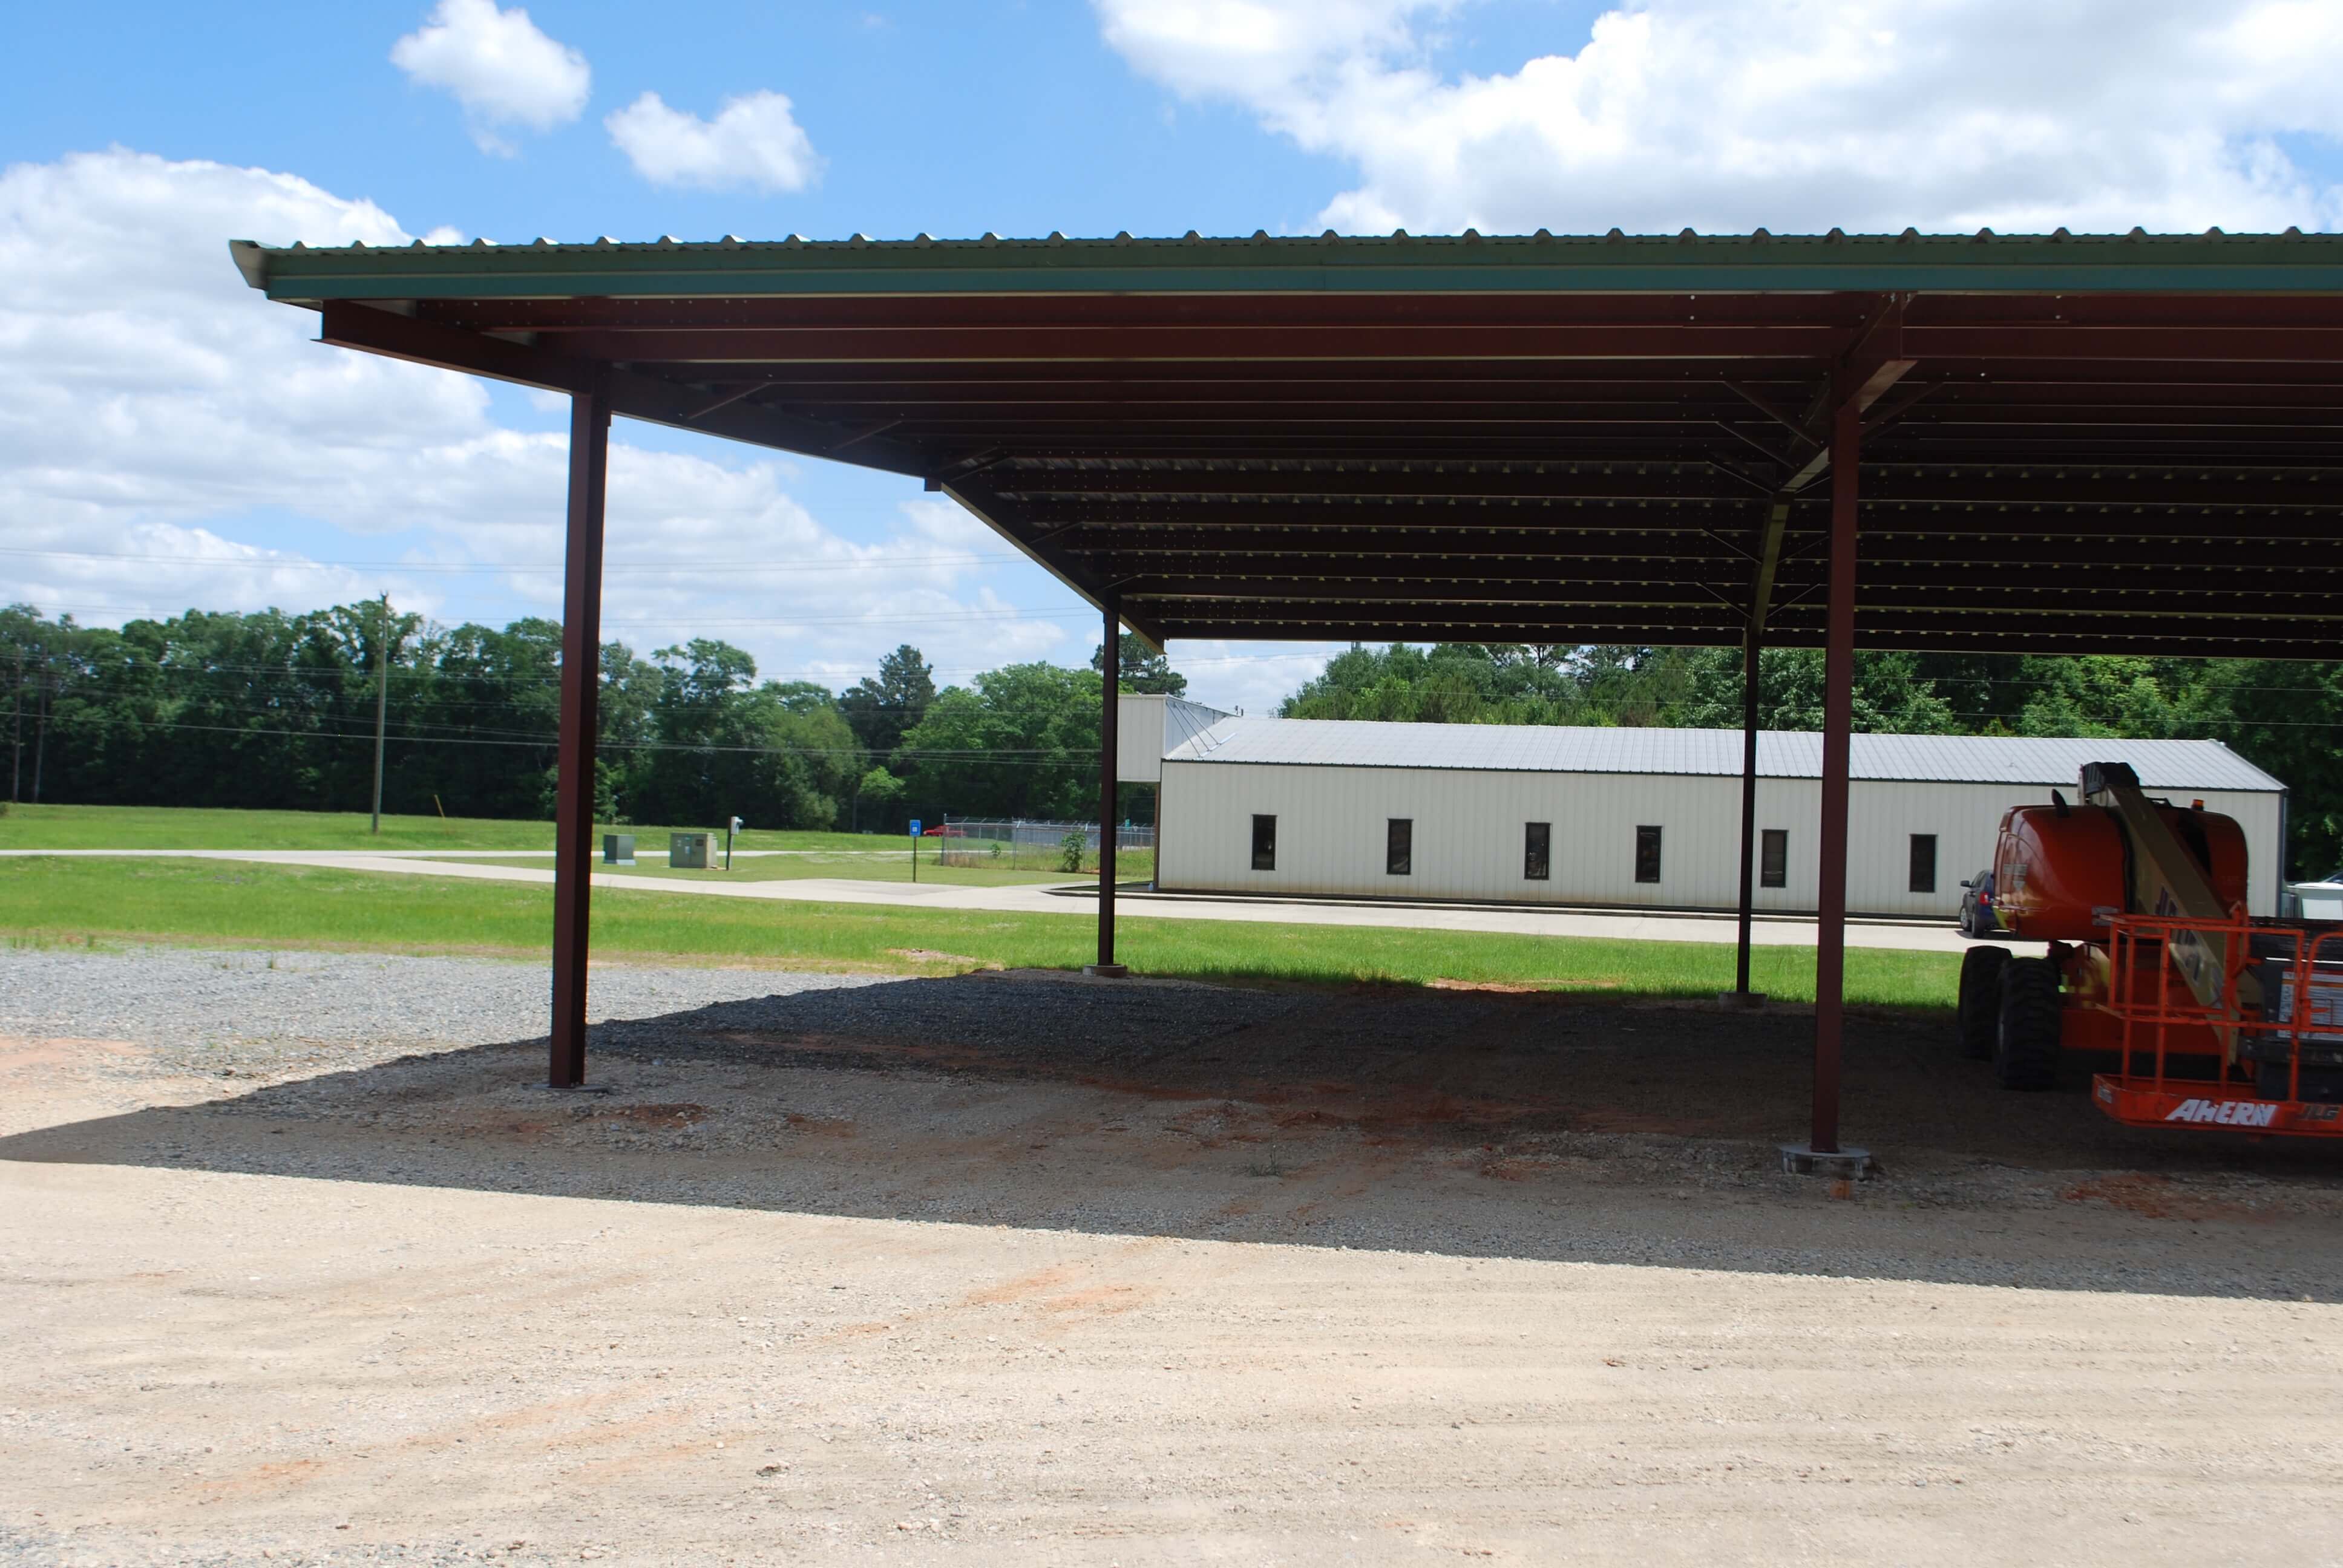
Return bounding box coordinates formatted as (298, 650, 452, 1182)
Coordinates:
(1779, 1143, 1873, 1177)
(1082, 964, 1130, 979)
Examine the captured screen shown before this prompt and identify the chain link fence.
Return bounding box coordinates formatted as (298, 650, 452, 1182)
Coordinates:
(937, 817, 1155, 871)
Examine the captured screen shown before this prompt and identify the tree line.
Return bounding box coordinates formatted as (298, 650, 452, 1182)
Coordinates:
(7, 599, 2341, 877)
(0, 602, 1182, 835)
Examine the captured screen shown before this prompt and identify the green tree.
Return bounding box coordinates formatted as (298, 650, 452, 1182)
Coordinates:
(854, 765, 908, 832)
(839, 644, 936, 760)
(1093, 632, 1187, 696)
(2198, 661, 2343, 880)
(1672, 648, 1959, 735)
(629, 641, 856, 830)
(897, 662, 1102, 821)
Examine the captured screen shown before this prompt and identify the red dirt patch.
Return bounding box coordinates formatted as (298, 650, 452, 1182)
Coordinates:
(887, 948, 992, 966)
(600, 1103, 707, 1131)
(962, 1266, 1078, 1307)
(2062, 1173, 2264, 1223)
(0, 1035, 142, 1073)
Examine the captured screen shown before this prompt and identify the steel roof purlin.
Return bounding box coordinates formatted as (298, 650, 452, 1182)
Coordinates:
(233, 229, 2343, 662)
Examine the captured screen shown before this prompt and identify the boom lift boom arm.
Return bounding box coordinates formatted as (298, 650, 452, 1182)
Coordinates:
(2079, 760, 2259, 1054)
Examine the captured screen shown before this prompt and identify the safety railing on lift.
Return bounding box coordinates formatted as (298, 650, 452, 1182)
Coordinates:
(2092, 908, 2343, 1134)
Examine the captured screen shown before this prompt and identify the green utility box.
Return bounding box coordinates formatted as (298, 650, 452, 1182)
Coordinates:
(602, 834, 635, 866)
(669, 831, 710, 869)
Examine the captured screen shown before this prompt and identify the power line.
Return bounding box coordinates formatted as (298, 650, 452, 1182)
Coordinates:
(16, 599, 1096, 629)
(1, 546, 1029, 575)
(27, 710, 1104, 764)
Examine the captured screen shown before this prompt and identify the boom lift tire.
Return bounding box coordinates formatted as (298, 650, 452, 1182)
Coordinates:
(1994, 956, 2063, 1091)
(1958, 945, 2010, 1060)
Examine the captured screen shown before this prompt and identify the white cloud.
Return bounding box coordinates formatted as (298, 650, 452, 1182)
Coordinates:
(606, 91, 824, 194)
(1168, 641, 1345, 717)
(1096, 0, 2343, 234)
(0, 149, 1079, 687)
(391, 0, 591, 155)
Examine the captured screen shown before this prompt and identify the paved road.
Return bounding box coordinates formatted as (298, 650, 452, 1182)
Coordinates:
(3, 848, 2002, 953)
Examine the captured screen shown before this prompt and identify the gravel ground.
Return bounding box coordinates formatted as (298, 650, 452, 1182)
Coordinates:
(7, 944, 2343, 1565)
(6, 943, 2341, 1293)
(0, 946, 888, 1056)
(0, 947, 1302, 1080)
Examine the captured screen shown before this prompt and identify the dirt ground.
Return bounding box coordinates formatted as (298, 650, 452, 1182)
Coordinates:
(5, 964, 2343, 1566)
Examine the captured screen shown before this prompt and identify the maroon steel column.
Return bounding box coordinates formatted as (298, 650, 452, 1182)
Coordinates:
(1810, 402, 1861, 1154)
(1734, 623, 1760, 996)
(549, 376, 611, 1087)
(1096, 593, 1120, 971)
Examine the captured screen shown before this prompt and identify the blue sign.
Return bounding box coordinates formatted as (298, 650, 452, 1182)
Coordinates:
(909, 819, 922, 837)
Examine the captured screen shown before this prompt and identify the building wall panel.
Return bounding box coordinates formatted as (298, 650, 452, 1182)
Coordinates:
(1156, 763, 2284, 918)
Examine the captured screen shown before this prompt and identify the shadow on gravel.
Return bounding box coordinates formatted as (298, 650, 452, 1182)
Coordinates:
(8, 970, 2342, 1300)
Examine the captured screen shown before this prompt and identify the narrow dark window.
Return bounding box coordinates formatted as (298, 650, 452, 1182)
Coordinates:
(1909, 833, 1938, 894)
(1760, 828, 1788, 889)
(1386, 818, 1413, 876)
(1251, 814, 1276, 872)
(1524, 822, 1551, 881)
(1635, 825, 1662, 884)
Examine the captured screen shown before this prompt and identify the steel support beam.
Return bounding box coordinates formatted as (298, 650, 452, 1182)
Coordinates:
(1731, 495, 1792, 1002)
(1810, 402, 1862, 1156)
(1734, 622, 1762, 998)
(1784, 296, 1916, 489)
(549, 376, 611, 1088)
(549, 322, 1845, 364)
(1090, 593, 1126, 979)
(317, 301, 929, 477)
(942, 480, 1168, 653)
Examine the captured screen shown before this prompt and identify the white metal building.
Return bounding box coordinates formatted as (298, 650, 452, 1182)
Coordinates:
(1118, 695, 2287, 918)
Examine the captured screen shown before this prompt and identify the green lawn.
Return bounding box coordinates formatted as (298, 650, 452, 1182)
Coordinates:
(0, 802, 908, 855)
(0, 855, 1958, 1009)
(435, 846, 1156, 889)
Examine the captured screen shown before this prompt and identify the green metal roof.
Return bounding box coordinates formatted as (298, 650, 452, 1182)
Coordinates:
(232, 228, 2343, 303)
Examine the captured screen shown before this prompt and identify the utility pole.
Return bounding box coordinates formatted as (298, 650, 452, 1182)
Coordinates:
(30, 664, 47, 804)
(370, 593, 390, 834)
(10, 644, 21, 804)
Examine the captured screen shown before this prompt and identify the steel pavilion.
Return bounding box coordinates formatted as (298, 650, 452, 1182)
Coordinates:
(234, 226, 2343, 1161)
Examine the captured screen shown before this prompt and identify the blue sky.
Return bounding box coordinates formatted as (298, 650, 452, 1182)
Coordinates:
(6, 1, 2341, 711)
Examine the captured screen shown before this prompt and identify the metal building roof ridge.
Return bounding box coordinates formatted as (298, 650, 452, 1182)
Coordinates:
(1158, 717, 2285, 792)
(231, 227, 2343, 255)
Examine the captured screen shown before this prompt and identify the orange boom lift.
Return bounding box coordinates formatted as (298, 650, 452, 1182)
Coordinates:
(1957, 762, 2343, 1137)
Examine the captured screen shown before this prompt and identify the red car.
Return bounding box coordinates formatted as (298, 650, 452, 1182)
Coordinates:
(920, 824, 964, 837)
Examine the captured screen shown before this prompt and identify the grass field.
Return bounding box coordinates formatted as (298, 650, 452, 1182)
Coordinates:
(0, 855, 1958, 1008)
(436, 847, 1158, 889)
(0, 802, 900, 854)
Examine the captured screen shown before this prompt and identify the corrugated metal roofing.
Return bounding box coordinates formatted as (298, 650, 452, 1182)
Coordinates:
(231, 228, 2343, 301)
(1165, 719, 2284, 792)
(235, 228, 2343, 667)
(1159, 697, 1233, 755)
